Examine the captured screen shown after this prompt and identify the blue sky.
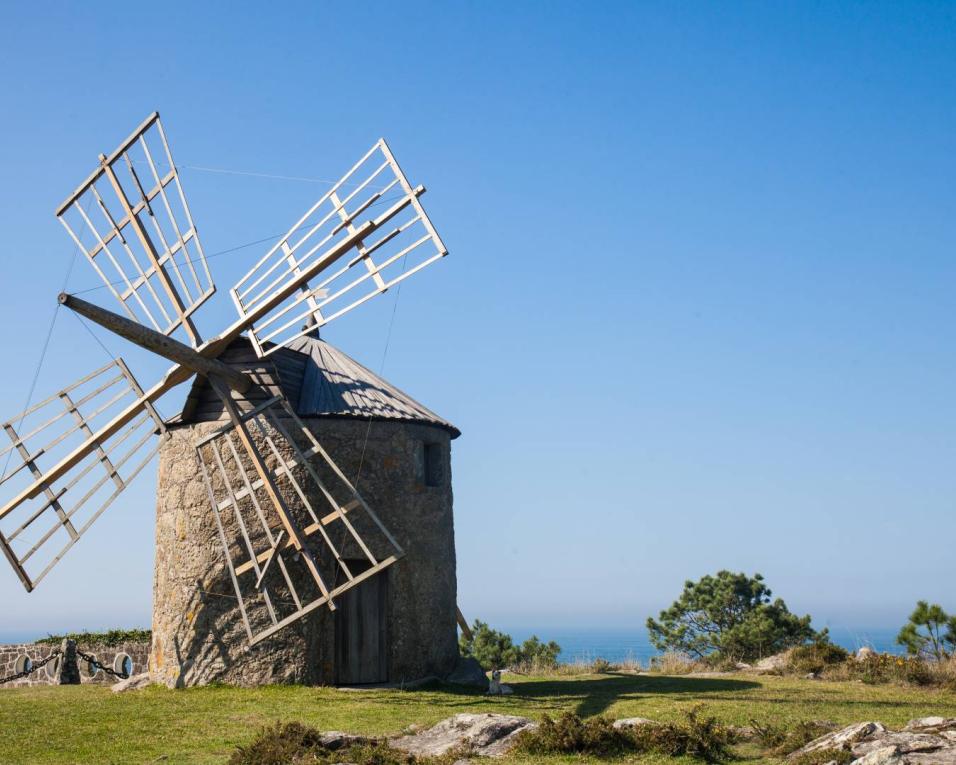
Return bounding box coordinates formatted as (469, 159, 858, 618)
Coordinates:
(0, 1, 954, 641)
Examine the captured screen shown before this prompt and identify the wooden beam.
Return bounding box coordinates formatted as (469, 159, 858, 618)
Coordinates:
(207, 378, 335, 608)
(457, 607, 473, 641)
(233, 499, 360, 577)
(59, 293, 250, 395)
(98, 155, 201, 345)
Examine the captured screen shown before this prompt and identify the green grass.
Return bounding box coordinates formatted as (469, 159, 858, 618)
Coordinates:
(1, 673, 954, 765)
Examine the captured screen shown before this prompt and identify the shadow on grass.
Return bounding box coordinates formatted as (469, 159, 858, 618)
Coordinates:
(514, 674, 762, 717)
(381, 673, 762, 718)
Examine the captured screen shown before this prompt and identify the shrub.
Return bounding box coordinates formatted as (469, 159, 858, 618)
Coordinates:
(589, 657, 613, 673)
(516, 635, 562, 671)
(229, 721, 327, 765)
(822, 653, 933, 686)
(647, 651, 701, 675)
(788, 641, 849, 675)
(516, 713, 636, 757)
(228, 723, 461, 765)
(751, 719, 836, 755)
(515, 709, 735, 762)
(790, 749, 854, 765)
(459, 620, 518, 670)
(36, 628, 151, 647)
(646, 571, 819, 663)
(459, 620, 561, 671)
(896, 601, 956, 661)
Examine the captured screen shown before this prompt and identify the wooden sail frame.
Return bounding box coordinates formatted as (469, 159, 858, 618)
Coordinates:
(56, 112, 214, 347)
(231, 139, 447, 357)
(194, 395, 403, 645)
(0, 359, 164, 591)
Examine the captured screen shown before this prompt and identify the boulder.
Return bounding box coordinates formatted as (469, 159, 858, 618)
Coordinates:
(857, 647, 878, 661)
(110, 672, 152, 693)
(852, 733, 948, 757)
(905, 719, 956, 734)
(390, 713, 536, 758)
(789, 722, 887, 758)
(318, 732, 371, 750)
(446, 657, 489, 691)
(906, 751, 956, 764)
(852, 745, 905, 765)
(754, 651, 790, 673)
(613, 717, 660, 730)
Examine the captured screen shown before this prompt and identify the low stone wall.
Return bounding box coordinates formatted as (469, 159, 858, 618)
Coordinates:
(0, 640, 150, 688)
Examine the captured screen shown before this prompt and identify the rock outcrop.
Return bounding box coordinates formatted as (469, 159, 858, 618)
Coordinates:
(789, 719, 956, 765)
(390, 713, 536, 758)
(110, 673, 152, 693)
(446, 657, 489, 690)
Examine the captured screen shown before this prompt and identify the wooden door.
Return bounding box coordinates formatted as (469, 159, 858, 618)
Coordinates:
(334, 561, 388, 684)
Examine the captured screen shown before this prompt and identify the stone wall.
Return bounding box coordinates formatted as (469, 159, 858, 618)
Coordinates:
(0, 641, 149, 688)
(150, 416, 459, 687)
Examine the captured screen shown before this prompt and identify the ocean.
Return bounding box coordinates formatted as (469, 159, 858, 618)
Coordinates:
(503, 626, 904, 665)
(0, 625, 904, 663)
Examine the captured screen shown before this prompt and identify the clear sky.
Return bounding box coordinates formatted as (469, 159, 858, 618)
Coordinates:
(0, 1, 954, 641)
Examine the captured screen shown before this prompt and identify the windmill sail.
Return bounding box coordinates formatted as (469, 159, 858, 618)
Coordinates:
(0, 360, 164, 591)
(230, 139, 447, 358)
(194, 395, 403, 644)
(56, 113, 214, 347)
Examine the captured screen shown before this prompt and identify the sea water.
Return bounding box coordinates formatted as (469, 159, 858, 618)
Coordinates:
(504, 625, 904, 665)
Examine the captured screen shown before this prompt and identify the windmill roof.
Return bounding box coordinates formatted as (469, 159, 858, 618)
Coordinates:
(172, 334, 460, 438)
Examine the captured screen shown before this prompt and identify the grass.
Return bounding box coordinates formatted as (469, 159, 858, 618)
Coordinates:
(0, 672, 954, 764)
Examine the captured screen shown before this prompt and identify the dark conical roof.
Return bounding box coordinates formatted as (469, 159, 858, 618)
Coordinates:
(285, 334, 459, 436)
(174, 334, 459, 438)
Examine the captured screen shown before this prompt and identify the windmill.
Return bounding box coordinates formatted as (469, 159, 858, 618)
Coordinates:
(0, 112, 449, 649)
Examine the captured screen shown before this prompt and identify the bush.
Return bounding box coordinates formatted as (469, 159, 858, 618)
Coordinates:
(515, 713, 635, 757)
(517, 635, 562, 671)
(229, 721, 327, 765)
(822, 653, 933, 686)
(590, 657, 613, 673)
(36, 628, 151, 647)
(647, 651, 702, 675)
(515, 709, 735, 762)
(459, 620, 561, 671)
(751, 720, 836, 755)
(228, 723, 462, 765)
(788, 641, 849, 675)
(790, 749, 854, 765)
(646, 571, 819, 663)
(896, 601, 956, 661)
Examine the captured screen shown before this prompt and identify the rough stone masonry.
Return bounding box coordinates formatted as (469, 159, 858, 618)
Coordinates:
(149, 416, 459, 687)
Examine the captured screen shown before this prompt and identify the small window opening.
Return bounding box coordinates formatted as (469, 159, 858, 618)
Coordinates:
(113, 653, 133, 677)
(423, 442, 442, 488)
(45, 655, 60, 679)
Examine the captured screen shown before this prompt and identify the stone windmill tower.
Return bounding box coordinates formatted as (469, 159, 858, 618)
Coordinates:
(152, 334, 462, 686)
(0, 113, 465, 687)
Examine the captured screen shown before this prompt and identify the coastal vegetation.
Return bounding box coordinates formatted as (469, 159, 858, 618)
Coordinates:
(35, 628, 151, 647)
(645, 571, 820, 662)
(459, 620, 562, 671)
(896, 600, 956, 661)
(2, 671, 954, 764)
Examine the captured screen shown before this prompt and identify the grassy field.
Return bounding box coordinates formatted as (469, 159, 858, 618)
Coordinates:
(1, 673, 954, 765)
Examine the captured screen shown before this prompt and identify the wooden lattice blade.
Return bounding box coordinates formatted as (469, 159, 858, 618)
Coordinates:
(0, 359, 165, 591)
(231, 138, 448, 358)
(56, 112, 214, 347)
(194, 394, 403, 645)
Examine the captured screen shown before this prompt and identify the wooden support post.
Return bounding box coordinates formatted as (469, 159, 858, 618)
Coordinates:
(457, 607, 473, 641)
